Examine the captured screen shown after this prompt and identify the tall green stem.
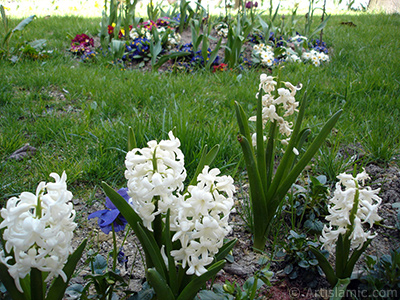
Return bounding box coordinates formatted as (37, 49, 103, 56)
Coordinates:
(112, 223, 117, 272)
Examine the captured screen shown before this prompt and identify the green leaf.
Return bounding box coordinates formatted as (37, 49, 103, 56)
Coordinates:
(30, 268, 44, 300)
(136, 224, 168, 278)
(92, 254, 107, 274)
(234, 102, 253, 151)
(128, 126, 137, 151)
(177, 260, 226, 300)
(189, 144, 220, 187)
(236, 134, 267, 250)
(110, 39, 126, 59)
(330, 278, 350, 300)
(205, 37, 222, 70)
(343, 239, 372, 278)
(163, 210, 178, 294)
(256, 88, 267, 189)
(153, 51, 191, 72)
(214, 239, 237, 263)
(46, 239, 87, 300)
(335, 234, 345, 278)
(1, 5, 8, 32)
(12, 15, 35, 32)
(102, 182, 163, 272)
(147, 268, 175, 300)
(309, 246, 337, 287)
(275, 110, 342, 202)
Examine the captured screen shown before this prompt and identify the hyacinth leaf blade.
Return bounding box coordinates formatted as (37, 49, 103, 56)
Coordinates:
(335, 234, 345, 278)
(331, 278, 351, 300)
(153, 51, 191, 72)
(275, 109, 343, 203)
(309, 14, 331, 40)
(176, 260, 226, 300)
(343, 239, 372, 278)
(214, 238, 237, 262)
(188, 144, 220, 187)
(237, 134, 267, 251)
(234, 101, 253, 155)
(135, 222, 168, 279)
(101, 182, 166, 276)
(309, 246, 337, 287)
(30, 268, 44, 300)
(147, 268, 175, 300)
(46, 238, 88, 300)
(128, 126, 137, 152)
(163, 209, 178, 295)
(0, 262, 28, 300)
(205, 37, 222, 70)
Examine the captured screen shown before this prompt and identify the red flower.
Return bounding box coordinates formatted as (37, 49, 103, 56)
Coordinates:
(108, 25, 114, 35)
(212, 63, 228, 73)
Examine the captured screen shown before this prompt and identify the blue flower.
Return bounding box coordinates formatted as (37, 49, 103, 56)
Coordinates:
(88, 188, 130, 234)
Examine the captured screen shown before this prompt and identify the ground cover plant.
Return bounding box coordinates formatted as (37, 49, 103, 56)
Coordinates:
(1, 0, 400, 299)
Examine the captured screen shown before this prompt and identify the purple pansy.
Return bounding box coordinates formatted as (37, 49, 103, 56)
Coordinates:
(88, 188, 130, 234)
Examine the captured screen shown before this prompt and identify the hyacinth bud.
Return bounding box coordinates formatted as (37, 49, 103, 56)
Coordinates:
(223, 283, 235, 294)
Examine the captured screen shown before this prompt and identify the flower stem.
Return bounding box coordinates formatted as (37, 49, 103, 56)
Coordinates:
(112, 223, 117, 272)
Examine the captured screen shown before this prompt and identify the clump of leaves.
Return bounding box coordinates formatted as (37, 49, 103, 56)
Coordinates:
(276, 230, 327, 288)
(286, 175, 330, 233)
(65, 250, 133, 300)
(361, 248, 400, 298)
(0, 5, 37, 59)
(198, 263, 273, 300)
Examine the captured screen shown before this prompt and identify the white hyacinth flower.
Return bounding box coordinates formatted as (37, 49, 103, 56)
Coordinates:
(320, 169, 382, 251)
(0, 172, 76, 293)
(171, 166, 235, 276)
(250, 75, 302, 148)
(125, 131, 186, 231)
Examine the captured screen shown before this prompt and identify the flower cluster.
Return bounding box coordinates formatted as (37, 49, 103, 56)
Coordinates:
(249, 74, 302, 149)
(320, 169, 382, 252)
(70, 33, 94, 54)
(215, 22, 229, 38)
(0, 172, 76, 292)
(302, 49, 330, 67)
(212, 63, 228, 73)
(124, 132, 235, 276)
(123, 38, 151, 61)
(170, 166, 234, 276)
(245, 1, 258, 9)
(125, 131, 186, 230)
(253, 43, 276, 67)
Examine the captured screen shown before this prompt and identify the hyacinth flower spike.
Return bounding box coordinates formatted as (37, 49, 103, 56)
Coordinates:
(0, 172, 86, 300)
(310, 168, 382, 299)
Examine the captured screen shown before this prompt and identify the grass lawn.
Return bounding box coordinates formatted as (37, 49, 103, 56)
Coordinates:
(1, 10, 400, 205)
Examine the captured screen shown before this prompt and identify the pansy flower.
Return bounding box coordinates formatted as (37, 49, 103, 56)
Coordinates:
(88, 188, 130, 234)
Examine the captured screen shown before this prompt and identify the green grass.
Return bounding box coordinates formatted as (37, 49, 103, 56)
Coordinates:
(1, 12, 400, 205)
